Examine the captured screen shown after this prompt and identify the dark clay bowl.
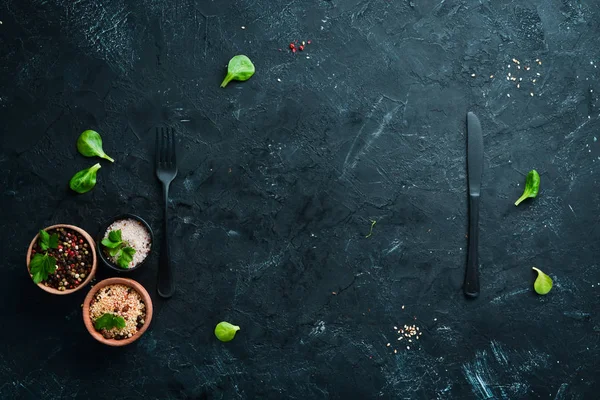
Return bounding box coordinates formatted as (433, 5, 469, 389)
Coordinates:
(96, 214, 153, 273)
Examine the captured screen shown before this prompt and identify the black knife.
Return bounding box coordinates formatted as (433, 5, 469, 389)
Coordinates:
(464, 112, 483, 298)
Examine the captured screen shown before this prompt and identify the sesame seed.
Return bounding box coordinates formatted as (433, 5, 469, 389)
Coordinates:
(490, 75, 494, 78)
(530, 92, 534, 97)
(407, 346, 410, 350)
(394, 349, 397, 354)
(471, 73, 476, 77)
(402, 305, 405, 310)
(507, 94, 511, 97)
(387, 343, 391, 347)
(277, 78, 281, 82)
(517, 84, 520, 88)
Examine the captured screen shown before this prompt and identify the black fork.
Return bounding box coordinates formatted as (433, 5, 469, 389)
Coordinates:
(155, 127, 178, 298)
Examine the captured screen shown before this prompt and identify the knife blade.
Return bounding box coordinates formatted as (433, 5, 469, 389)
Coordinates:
(464, 111, 483, 297)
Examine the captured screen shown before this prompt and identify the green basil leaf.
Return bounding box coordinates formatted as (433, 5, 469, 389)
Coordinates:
(117, 247, 135, 268)
(109, 247, 122, 257)
(108, 230, 122, 243)
(101, 238, 121, 249)
(38, 230, 50, 251)
(48, 233, 59, 249)
(94, 313, 126, 330)
(30, 254, 57, 284)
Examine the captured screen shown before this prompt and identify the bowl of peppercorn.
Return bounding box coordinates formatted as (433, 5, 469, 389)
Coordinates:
(26, 224, 97, 295)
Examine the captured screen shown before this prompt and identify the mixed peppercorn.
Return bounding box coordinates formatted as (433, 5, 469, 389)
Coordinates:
(30, 227, 92, 291)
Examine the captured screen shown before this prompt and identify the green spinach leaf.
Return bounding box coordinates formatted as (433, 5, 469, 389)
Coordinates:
(69, 163, 101, 194)
(515, 170, 540, 206)
(214, 321, 240, 342)
(77, 130, 114, 162)
(532, 267, 553, 295)
(220, 55, 255, 88)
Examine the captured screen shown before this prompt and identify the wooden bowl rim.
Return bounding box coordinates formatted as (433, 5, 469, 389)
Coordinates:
(82, 277, 153, 346)
(26, 224, 98, 295)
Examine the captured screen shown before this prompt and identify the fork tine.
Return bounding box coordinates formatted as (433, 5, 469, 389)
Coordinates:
(168, 129, 176, 165)
(155, 127, 161, 165)
(161, 127, 167, 164)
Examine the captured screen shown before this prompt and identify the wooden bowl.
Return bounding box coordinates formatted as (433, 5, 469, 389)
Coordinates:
(82, 277, 153, 346)
(26, 224, 97, 295)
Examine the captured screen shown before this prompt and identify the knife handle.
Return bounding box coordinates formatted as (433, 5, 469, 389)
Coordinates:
(464, 195, 480, 297)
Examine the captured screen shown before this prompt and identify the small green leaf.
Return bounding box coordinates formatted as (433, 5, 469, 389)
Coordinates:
(108, 230, 122, 243)
(94, 313, 126, 330)
(220, 55, 255, 88)
(48, 233, 59, 249)
(38, 230, 50, 251)
(532, 267, 553, 295)
(117, 247, 136, 268)
(214, 321, 240, 342)
(77, 130, 114, 162)
(30, 253, 57, 284)
(515, 170, 540, 206)
(109, 247, 122, 257)
(69, 163, 101, 194)
(101, 238, 121, 248)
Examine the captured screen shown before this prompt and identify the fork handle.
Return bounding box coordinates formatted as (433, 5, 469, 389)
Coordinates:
(157, 183, 175, 298)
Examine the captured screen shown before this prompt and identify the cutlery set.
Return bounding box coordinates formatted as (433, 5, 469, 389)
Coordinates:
(155, 112, 484, 298)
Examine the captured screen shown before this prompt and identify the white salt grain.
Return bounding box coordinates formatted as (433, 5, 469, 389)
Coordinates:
(104, 219, 151, 268)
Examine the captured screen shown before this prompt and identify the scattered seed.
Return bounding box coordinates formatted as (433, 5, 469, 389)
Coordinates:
(394, 349, 398, 354)
(530, 92, 534, 97)
(387, 343, 391, 347)
(407, 346, 410, 350)
(471, 73, 476, 77)
(241, 26, 246, 29)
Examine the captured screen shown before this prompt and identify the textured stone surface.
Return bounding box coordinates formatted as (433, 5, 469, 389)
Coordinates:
(0, 0, 599, 399)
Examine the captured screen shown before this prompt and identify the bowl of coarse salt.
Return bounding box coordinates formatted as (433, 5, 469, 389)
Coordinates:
(96, 214, 153, 272)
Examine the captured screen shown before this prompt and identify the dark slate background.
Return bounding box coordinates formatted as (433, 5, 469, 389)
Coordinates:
(0, 0, 599, 399)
